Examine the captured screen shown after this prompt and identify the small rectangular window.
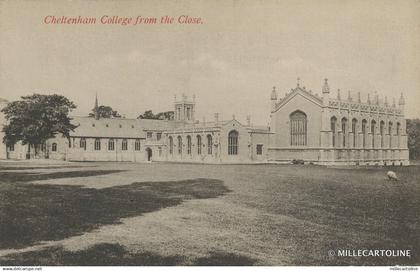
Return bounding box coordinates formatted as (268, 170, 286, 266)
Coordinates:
(147, 132, 153, 139)
(256, 144, 263, 155)
(156, 133, 162, 141)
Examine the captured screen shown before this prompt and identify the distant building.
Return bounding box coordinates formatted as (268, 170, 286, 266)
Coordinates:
(0, 79, 409, 165)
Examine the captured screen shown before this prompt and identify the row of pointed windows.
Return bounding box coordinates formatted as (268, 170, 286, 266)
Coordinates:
(331, 117, 401, 148)
(289, 110, 402, 148)
(168, 131, 239, 156)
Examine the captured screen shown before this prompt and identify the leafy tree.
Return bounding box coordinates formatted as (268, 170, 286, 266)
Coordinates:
(1, 94, 77, 157)
(89, 105, 121, 118)
(138, 110, 174, 120)
(407, 119, 420, 160)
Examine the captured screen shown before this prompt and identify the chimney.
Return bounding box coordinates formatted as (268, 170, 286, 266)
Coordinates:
(214, 113, 219, 124)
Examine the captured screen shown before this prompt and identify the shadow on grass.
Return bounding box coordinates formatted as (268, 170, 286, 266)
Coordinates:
(0, 166, 95, 171)
(0, 169, 230, 250)
(0, 243, 257, 266)
(0, 169, 122, 183)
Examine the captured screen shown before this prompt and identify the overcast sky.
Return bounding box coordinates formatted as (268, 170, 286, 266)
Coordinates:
(1, 0, 419, 125)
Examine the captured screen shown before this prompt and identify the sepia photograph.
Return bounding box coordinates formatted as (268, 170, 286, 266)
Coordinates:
(0, 0, 419, 269)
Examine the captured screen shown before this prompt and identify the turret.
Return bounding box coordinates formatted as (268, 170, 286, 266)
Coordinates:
(399, 93, 405, 112)
(322, 78, 330, 105)
(271, 86, 277, 112)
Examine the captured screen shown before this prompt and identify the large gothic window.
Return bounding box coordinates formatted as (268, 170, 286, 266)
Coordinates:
(352, 118, 357, 148)
(371, 120, 376, 148)
(388, 122, 393, 148)
(197, 135, 202, 155)
(290, 111, 307, 146)
(169, 136, 173, 154)
(228, 130, 239, 155)
(380, 121, 385, 148)
(177, 136, 182, 155)
(331, 116, 337, 147)
(207, 135, 213, 155)
(396, 122, 401, 147)
(362, 120, 367, 148)
(341, 117, 347, 147)
(187, 135, 192, 155)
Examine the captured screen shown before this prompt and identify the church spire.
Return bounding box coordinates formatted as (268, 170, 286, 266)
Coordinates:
(94, 93, 99, 120)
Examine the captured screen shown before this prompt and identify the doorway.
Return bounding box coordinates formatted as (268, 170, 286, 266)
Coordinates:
(146, 148, 152, 161)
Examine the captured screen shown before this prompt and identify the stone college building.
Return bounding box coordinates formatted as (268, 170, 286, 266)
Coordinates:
(0, 79, 409, 165)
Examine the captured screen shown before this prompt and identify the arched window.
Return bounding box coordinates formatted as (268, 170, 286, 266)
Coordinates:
(177, 136, 182, 155)
(331, 116, 337, 147)
(169, 136, 173, 154)
(80, 138, 86, 150)
(380, 121, 385, 148)
(388, 122, 393, 148)
(361, 120, 367, 148)
(371, 120, 376, 148)
(187, 135, 192, 155)
(396, 122, 401, 147)
(207, 135, 213, 155)
(94, 138, 101, 150)
(135, 139, 141, 151)
(197, 135, 202, 155)
(52, 143, 57, 152)
(290, 111, 307, 146)
(352, 118, 357, 148)
(228, 130, 239, 155)
(341, 118, 347, 147)
(108, 139, 115, 151)
(122, 139, 128, 151)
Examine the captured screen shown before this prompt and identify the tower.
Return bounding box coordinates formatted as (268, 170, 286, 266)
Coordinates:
(174, 94, 195, 123)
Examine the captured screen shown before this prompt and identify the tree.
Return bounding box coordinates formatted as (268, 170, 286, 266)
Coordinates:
(89, 105, 121, 118)
(138, 110, 174, 120)
(407, 119, 420, 160)
(1, 94, 78, 157)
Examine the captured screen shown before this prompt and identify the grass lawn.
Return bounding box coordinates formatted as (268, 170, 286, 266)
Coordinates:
(0, 161, 419, 265)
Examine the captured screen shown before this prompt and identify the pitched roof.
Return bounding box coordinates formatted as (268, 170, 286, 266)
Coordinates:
(69, 116, 175, 138)
(273, 86, 323, 113)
